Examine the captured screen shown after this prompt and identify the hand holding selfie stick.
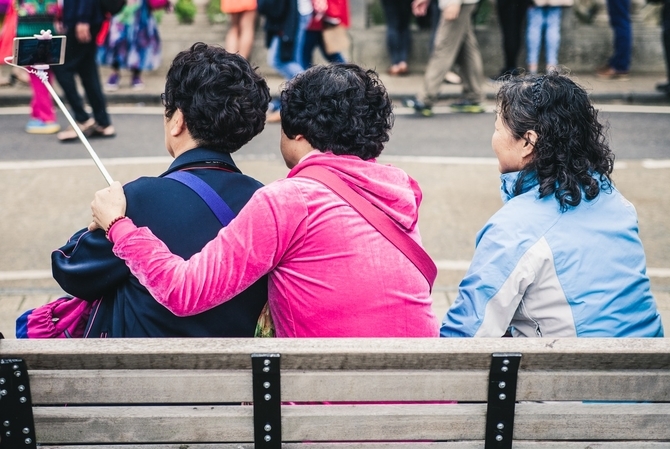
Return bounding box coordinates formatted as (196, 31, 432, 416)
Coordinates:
(5, 30, 114, 186)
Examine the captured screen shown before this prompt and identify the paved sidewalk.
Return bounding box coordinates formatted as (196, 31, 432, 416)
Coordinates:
(1, 67, 670, 107)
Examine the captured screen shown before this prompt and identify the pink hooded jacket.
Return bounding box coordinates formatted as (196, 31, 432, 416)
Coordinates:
(109, 152, 439, 337)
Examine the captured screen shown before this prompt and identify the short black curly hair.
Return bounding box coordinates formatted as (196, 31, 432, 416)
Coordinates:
(163, 42, 270, 153)
(280, 64, 394, 160)
(496, 72, 615, 210)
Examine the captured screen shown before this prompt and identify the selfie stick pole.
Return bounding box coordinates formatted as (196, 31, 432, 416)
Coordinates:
(31, 65, 114, 185)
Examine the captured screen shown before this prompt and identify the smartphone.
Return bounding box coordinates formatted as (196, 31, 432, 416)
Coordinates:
(12, 36, 66, 66)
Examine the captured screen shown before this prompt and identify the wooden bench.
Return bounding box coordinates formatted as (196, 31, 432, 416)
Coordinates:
(1, 338, 669, 449)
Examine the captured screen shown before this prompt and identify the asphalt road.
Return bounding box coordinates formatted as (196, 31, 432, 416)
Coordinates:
(1, 105, 670, 160)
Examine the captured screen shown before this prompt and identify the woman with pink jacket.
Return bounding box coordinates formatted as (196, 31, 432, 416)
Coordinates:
(90, 64, 439, 338)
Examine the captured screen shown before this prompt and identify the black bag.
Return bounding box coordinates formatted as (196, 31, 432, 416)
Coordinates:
(100, 0, 126, 16)
(257, 0, 288, 21)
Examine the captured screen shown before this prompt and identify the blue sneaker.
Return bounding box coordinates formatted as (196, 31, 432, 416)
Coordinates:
(25, 119, 61, 134)
(403, 97, 433, 117)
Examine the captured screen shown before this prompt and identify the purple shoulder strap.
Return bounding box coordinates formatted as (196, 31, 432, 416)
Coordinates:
(295, 165, 437, 290)
(165, 170, 236, 226)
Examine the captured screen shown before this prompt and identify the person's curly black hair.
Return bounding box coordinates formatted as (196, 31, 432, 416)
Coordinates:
(162, 42, 270, 153)
(497, 72, 615, 210)
(280, 64, 394, 160)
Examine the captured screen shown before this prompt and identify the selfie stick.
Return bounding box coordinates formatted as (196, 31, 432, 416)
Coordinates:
(4, 30, 115, 186)
(32, 64, 115, 185)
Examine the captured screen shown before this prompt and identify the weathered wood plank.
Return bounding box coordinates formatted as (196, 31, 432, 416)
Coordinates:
(514, 403, 670, 440)
(33, 403, 670, 444)
(33, 443, 670, 449)
(3, 339, 670, 370)
(29, 369, 670, 404)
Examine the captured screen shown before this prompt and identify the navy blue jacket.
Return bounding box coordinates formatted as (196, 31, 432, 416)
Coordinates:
(52, 148, 269, 337)
(61, 0, 104, 30)
(262, 0, 299, 62)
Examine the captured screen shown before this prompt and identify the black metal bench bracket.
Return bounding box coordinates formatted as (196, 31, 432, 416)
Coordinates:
(0, 358, 37, 449)
(251, 353, 281, 449)
(484, 352, 522, 449)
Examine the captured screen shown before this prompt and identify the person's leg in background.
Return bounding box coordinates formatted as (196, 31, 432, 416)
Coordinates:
(495, 0, 527, 77)
(225, 10, 257, 59)
(267, 11, 310, 121)
(302, 29, 319, 67)
(525, 6, 543, 73)
(414, 4, 471, 114)
(381, 0, 412, 75)
(598, 0, 631, 78)
(76, 26, 113, 135)
(131, 68, 144, 90)
(451, 3, 484, 110)
(26, 70, 60, 134)
(267, 12, 309, 79)
(428, 0, 461, 84)
(52, 29, 97, 141)
(237, 9, 257, 59)
(105, 61, 121, 91)
(316, 30, 346, 63)
(544, 6, 562, 70)
(657, 0, 670, 93)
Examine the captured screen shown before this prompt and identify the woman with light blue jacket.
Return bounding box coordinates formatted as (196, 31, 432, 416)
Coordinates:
(441, 72, 664, 338)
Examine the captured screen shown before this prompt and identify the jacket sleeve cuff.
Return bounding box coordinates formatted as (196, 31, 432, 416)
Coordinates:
(108, 217, 137, 244)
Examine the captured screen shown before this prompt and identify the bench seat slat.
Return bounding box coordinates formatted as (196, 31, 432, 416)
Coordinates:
(33, 403, 670, 444)
(30, 369, 670, 404)
(4, 339, 670, 370)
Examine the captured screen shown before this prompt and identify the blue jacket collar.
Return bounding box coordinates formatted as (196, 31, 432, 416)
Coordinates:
(162, 148, 240, 176)
(500, 170, 539, 203)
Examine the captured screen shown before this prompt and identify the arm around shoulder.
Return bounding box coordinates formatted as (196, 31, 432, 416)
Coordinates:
(110, 181, 308, 317)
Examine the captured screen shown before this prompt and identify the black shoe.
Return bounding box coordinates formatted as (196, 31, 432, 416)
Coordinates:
(404, 97, 433, 117)
(656, 82, 670, 94)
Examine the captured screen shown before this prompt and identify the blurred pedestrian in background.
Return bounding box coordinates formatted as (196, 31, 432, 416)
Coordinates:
(99, 0, 162, 91)
(52, 0, 115, 141)
(525, 0, 572, 74)
(408, 0, 485, 116)
(260, 0, 311, 122)
(302, 0, 348, 67)
(16, 0, 61, 134)
(221, 0, 257, 59)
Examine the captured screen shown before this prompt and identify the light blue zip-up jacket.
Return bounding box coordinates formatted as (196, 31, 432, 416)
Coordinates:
(441, 171, 664, 338)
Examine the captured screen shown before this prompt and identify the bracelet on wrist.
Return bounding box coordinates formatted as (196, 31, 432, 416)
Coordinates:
(105, 215, 127, 238)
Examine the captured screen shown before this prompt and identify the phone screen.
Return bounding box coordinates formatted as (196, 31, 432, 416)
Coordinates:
(13, 36, 66, 66)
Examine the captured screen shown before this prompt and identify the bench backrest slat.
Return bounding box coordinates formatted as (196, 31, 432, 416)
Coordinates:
(33, 403, 670, 444)
(29, 369, 670, 404)
(2, 339, 669, 370)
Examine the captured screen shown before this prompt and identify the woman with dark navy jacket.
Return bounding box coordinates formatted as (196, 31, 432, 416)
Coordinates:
(52, 43, 270, 337)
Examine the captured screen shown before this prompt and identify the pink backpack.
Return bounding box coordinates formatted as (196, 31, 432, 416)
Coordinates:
(16, 296, 95, 338)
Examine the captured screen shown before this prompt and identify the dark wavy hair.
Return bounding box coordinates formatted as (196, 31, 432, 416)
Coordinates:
(497, 72, 614, 210)
(162, 42, 270, 153)
(280, 64, 394, 160)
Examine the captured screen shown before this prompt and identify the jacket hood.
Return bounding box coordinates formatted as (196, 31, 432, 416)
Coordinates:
(288, 152, 422, 231)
